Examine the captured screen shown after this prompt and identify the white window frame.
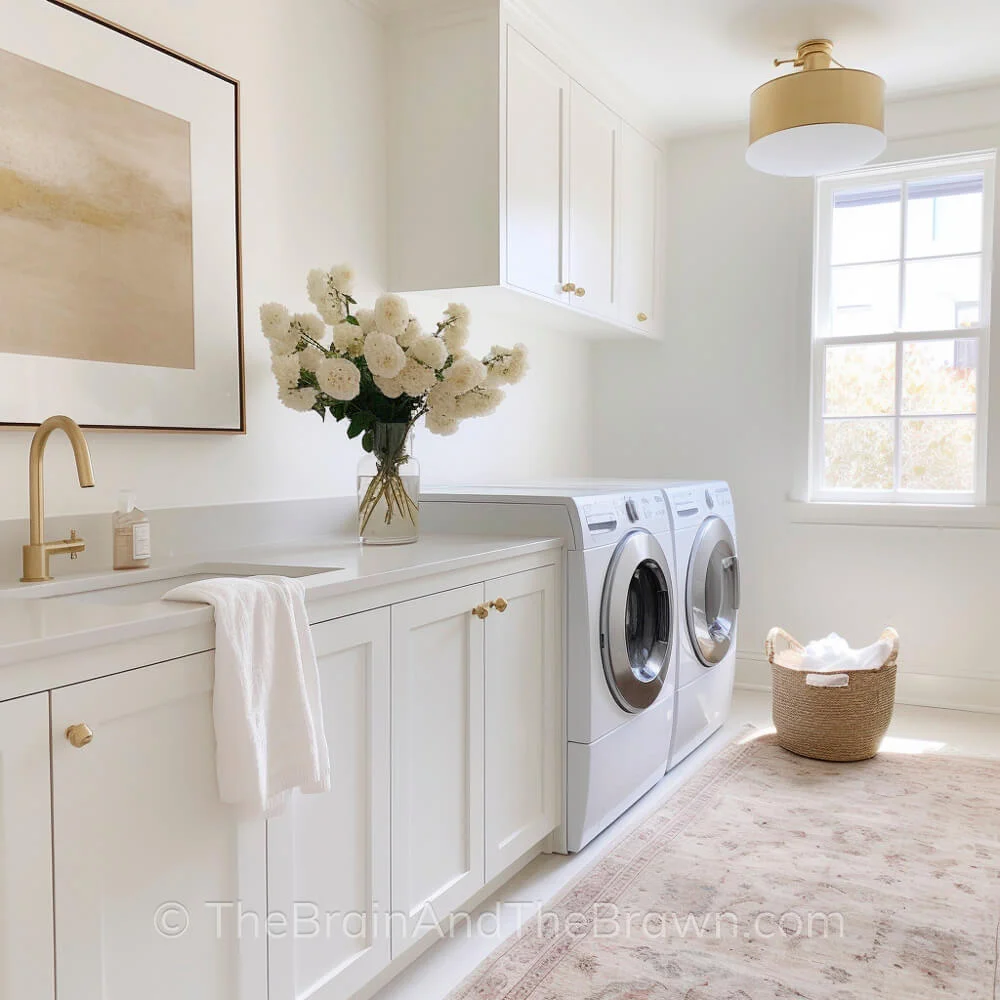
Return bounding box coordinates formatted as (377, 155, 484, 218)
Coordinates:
(810, 150, 997, 505)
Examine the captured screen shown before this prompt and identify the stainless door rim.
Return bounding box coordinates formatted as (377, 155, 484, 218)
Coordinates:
(686, 515, 739, 668)
(599, 529, 674, 713)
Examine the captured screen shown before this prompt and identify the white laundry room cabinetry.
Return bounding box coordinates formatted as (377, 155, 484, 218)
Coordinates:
(387, 2, 662, 338)
(0, 544, 562, 1000)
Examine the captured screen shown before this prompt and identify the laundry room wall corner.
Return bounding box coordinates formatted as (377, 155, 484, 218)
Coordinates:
(590, 89, 1000, 715)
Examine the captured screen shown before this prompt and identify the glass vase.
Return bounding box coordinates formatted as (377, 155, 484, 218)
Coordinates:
(357, 421, 420, 545)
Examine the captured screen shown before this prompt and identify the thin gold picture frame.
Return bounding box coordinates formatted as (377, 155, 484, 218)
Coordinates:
(0, 0, 246, 435)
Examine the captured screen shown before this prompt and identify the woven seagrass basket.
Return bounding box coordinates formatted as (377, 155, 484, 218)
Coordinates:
(765, 626, 899, 762)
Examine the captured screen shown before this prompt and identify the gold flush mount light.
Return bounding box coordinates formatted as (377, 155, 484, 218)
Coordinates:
(747, 39, 885, 177)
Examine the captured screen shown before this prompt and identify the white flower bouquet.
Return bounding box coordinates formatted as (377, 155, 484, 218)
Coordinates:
(261, 265, 528, 542)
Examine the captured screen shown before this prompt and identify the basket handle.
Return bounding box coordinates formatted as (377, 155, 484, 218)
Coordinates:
(765, 627, 804, 665)
(879, 627, 900, 667)
(806, 672, 850, 688)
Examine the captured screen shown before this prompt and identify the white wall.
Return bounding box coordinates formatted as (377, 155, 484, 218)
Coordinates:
(592, 85, 1000, 712)
(0, 0, 591, 523)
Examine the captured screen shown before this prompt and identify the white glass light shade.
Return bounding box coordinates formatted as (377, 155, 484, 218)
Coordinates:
(747, 122, 887, 177)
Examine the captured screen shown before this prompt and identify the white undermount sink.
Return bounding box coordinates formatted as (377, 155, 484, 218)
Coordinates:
(0, 563, 340, 605)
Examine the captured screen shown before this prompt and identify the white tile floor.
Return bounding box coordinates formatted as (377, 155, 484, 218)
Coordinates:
(373, 688, 1000, 1000)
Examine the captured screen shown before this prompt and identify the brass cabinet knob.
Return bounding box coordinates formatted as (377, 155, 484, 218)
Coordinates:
(66, 723, 94, 748)
(574, 287, 587, 297)
(637, 312, 648, 322)
(488, 598, 508, 613)
(471, 604, 490, 620)
(561, 282, 577, 293)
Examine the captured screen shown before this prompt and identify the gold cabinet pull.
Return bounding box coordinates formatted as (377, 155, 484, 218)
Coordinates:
(574, 286, 587, 297)
(561, 282, 577, 293)
(488, 598, 508, 613)
(66, 723, 94, 748)
(637, 312, 648, 322)
(471, 604, 490, 620)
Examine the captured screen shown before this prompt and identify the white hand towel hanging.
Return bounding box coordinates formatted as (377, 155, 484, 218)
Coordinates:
(164, 575, 331, 818)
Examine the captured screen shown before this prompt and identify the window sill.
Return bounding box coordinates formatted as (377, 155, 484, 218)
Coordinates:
(786, 500, 1000, 529)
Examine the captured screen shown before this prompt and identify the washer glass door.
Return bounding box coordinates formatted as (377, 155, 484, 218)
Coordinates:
(600, 530, 674, 713)
(686, 516, 740, 667)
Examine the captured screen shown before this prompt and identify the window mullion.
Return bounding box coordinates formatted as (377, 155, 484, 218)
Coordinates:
(814, 328, 984, 348)
(813, 340, 826, 492)
(894, 183, 907, 494)
(898, 179, 908, 331)
(894, 340, 904, 492)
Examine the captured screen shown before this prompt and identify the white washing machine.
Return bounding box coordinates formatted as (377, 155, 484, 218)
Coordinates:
(664, 481, 740, 769)
(562, 479, 740, 770)
(421, 485, 677, 852)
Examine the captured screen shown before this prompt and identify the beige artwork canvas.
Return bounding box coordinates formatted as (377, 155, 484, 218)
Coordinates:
(0, 48, 195, 369)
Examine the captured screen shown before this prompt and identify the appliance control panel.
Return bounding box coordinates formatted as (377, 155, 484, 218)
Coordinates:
(706, 485, 733, 510)
(579, 490, 671, 540)
(627, 490, 670, 526)
(668, 483, 733, 521)
(668, 488, 701, 520)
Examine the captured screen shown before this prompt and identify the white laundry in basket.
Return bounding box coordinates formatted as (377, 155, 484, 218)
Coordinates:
(799, 633, 894, 674)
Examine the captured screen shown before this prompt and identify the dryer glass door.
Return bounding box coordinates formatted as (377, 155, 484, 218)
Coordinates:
(686, 516, 740, 667)
(600, 530, 674, 713)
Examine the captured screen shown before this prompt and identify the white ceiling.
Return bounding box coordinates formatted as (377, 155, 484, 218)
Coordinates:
(537, 0, 1000, 135)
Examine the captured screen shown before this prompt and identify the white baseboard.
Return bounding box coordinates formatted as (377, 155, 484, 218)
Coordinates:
(736, 651, 1000, 715)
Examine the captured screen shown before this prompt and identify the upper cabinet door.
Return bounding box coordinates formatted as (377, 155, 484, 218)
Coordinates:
(483, 566, 562, 882)
(568, 81, 621, 321)
(0, 694, 54, 1000)
(620, 124, 660, 332)
(51, 654, 267, 1000)
(268, 609, 391, 1000)
(390, 584, 486, 960)
(505, 28, 570, 303)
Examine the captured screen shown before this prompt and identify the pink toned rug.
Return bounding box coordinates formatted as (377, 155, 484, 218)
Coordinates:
(450, 731, 1000, 999)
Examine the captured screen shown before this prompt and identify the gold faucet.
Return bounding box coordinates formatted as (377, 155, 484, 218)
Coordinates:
(21, 416, 96, 583)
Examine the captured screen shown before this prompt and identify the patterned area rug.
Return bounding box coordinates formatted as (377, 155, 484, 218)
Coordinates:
(450, 731, 1000, 999)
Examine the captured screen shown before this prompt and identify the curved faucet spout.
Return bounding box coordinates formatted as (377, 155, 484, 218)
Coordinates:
(27, 415, 95, 548)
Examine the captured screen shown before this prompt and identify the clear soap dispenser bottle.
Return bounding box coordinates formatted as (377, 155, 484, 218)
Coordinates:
(113, 490, 152, 570)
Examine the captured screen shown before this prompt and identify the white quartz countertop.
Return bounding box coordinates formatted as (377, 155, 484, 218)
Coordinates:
(0, 533, 561, 669)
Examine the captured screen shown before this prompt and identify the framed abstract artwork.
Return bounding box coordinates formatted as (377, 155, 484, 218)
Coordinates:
(0, 0, 244, 432)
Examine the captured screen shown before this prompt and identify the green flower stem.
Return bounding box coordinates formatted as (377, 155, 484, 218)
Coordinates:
(358, 420, 420, 536)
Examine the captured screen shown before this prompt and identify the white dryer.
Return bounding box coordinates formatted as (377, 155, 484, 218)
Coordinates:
(664, 481, 740, 768)
(537, 479, 741, 769)
(421, 485, 677, 852)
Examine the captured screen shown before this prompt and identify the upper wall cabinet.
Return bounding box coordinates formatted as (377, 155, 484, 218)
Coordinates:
(620, 124, 661, 333)
(505, 28, 568, 305)
(567, 81, 620, 322)
(387, 4, 662, 338)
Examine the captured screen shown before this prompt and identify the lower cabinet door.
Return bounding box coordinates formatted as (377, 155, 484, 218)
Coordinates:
(267, 609, 391, 1000)
(390, 584, 486, 959)
(0, 694, 54, 1000)
(51, 653, 267, 1000)
(484, 566, 561, 881)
